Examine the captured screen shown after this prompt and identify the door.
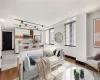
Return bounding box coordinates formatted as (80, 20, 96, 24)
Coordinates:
(2, 32, 12, 50)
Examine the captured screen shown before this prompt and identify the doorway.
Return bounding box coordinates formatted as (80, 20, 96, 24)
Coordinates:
(2, 32, 12, 50)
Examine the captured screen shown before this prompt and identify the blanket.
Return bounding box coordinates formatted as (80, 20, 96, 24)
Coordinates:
(36, 57, 56, 80)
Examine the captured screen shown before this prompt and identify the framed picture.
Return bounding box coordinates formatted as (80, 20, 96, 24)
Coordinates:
(34, 35, 41, 43)
(94, 18, 100, 47)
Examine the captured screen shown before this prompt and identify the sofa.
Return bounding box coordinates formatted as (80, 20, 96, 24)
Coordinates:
(87, 56, 100, 72)
(20, 48, 64, 80)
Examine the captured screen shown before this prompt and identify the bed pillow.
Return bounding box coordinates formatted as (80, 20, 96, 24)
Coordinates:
(29, 56, 36, 65)
(94, 54, 100, 61)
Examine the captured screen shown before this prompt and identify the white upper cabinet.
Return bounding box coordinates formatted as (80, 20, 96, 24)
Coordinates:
(34, 30, 41, 35)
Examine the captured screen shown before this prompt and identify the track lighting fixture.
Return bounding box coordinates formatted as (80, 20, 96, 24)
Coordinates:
(15, 19, 45, 29)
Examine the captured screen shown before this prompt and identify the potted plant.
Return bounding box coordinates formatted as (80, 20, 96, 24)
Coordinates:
(80, 69, 84, 79)
(74, 69, 77, 75)
(74, 69, 79, 80)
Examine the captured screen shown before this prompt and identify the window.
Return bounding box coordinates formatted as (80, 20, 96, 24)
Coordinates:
(49, 28, 54, 44)
(45, 30, 49, 44)
(65, 21, 76, 46)
(45, 28, 54, 44)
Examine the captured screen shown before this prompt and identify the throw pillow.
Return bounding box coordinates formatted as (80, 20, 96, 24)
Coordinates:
(53, 49, 57, 55)
(94, 53, 100, 61)
(29, 56, 36, 65)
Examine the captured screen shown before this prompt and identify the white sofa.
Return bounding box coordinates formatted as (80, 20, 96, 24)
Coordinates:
(20, 49, 43, 80)
(87, 56, 100, 70)
(20, 48, 64, 80)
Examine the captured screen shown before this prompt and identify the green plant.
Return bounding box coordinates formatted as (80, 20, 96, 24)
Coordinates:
(74, 69, 79, 76)
(75, 72, 79, 76)
(74, 69, 77, 75)
(80, 69, 84, 78)
(74, 70, 79, 80)
(80, 69, 84, 74)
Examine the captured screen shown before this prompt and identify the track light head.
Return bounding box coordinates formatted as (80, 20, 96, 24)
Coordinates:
(25, 24, 27, 27)
(42, 25, 44, 27)
(19, 25, 21, 27)
(34, 26, 36, 28)
(21, 20, 23, 24)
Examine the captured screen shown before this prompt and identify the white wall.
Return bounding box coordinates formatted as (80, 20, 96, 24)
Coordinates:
(54, 13, 87, 62)
(54, 20, 77, 57)
(45, 30, 50, 44)
(0, 25, 2, 57)
(41, 30, 45, 44)
(0, 24, 2, 68)
(44, 13, 87, 62)
(87, 11, 100, 56)
(76, 13, 87, 61)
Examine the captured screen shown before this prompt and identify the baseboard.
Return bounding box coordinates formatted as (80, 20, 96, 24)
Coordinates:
(2, 49, 14, 51)
(65, 55, 76, 60)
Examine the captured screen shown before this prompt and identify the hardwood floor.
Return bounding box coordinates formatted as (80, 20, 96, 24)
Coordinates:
(0, 67, 19, 80)
(64, 56, 99, 73)
(0, 57, 20, 80)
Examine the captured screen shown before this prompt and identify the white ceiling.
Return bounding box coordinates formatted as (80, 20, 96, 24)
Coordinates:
(0, 0, 100, 28)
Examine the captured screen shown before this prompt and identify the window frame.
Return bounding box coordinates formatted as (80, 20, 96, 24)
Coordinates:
(45, 28, 54, 45)
(49, 28, 54, 45)
(44, 30, 49, 44)
(65, 21, 76, 47)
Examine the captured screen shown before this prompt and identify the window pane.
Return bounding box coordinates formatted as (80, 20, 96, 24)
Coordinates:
(50, 29, 54, 44)
(65, 24, 71, 45)
(65, 22, 76, 46)
(45, 30, 49, 44)
(72, 22, 76, 46)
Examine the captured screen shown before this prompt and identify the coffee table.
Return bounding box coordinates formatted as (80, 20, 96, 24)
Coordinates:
(62, 65, 94, 80)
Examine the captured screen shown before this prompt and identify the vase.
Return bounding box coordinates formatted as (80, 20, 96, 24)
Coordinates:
(80, 73, 84, 79)
(74, 75, 79, 80)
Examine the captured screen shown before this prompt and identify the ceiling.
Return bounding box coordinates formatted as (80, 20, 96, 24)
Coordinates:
(0, 0, 100, 28)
